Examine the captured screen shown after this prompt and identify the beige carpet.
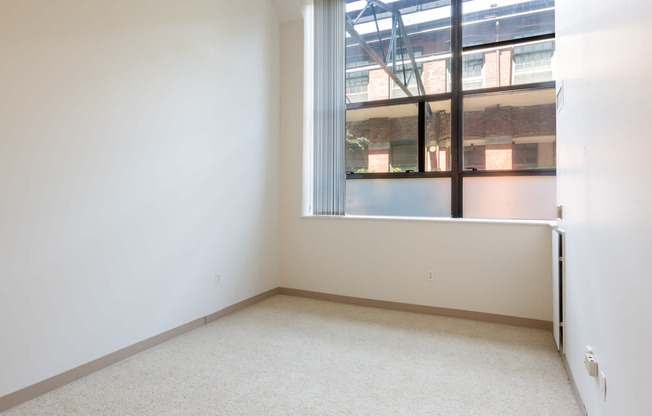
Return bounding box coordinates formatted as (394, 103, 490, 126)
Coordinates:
(2, 295, 580, 415)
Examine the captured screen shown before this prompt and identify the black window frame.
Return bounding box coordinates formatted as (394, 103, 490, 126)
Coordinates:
(345, 0, 556, 218)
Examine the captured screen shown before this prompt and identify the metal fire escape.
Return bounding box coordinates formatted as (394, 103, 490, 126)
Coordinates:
(346, 0, 431, 113)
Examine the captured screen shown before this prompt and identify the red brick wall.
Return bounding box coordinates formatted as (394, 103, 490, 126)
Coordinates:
(368, 69, 389, 101)
(349, 104, 555, 144)
(464, 104, 556, 138)
(499, 49, 513, 86)
(423, 59, 448, 94)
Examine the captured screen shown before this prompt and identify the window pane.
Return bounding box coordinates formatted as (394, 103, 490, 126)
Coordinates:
(346, 0, 452, 103)
(463, 176, 556, 220)
(462, 0, 555, 47)
(462, 40, 555, 90)
(513, 40, 555, 84)
(463, 88, 556, 171)
(346, 178, 451, 217)
(425, 100, 451, 172)
(346, 104, 418, 173)
(462, 52, 485, 89)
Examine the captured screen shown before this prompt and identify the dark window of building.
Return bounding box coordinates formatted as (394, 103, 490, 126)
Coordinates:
(391, 141, 418, 172)
(464, 144, 486, 170)
(513, 143, 540, 169)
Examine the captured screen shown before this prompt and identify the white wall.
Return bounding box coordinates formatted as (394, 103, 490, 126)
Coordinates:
(279, 19, 553, 321)
(0, 0, 280, 398)
(556, 1, 652, 415)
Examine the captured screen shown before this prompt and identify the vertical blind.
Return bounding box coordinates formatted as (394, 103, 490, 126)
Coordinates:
(313, 0, 346, 215)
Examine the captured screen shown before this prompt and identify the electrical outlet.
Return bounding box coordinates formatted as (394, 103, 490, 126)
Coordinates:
(584, 352, 598, 377)
(427, 270, 434, 281)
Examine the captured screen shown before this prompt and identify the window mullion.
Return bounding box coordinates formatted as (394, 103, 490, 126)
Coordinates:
(418, 102, 425, 173)
(450, 0, 464, 218)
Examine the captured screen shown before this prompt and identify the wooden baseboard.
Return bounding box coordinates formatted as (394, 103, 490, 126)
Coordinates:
(0, 288, 279, 413)
(562, 353, 588, 416)
(205, 288, 280, 323)
(278, 287, 552, 330)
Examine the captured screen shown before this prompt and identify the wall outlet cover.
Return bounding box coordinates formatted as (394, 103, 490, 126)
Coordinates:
(599, 370, 607, 400)
(584, 352, 598, 377)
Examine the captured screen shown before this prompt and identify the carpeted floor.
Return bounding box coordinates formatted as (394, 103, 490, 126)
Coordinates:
(2, 295, 581, 415)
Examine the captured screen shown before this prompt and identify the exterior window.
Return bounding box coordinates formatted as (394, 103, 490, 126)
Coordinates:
(391, 141, 418, 172)
(346, 103, 419, 173)
(345, 0, 451, 104)
(513, 143, 540, 169)
(463, 88, 556, 171)
(346, 56, 370, 103)
(513, 41, 555, 84)
(342, 0, 556, 219)
(464, 144, 486, 170)
(462, 53, 484, 89)
(462, 1, 555, 46)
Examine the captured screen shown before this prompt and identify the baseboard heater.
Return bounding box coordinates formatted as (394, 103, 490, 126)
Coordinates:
(552, 228, 566, 353)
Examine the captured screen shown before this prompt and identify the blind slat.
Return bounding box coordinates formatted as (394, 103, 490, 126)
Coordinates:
(313, 0, 346, 216)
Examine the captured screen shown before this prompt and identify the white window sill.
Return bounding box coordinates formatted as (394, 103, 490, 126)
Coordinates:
(301, 214, 557, 227)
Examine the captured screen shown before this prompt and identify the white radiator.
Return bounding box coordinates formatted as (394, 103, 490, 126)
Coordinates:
(552, 228, 566, 353)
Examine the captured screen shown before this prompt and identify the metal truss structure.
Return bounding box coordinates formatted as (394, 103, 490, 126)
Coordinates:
(346, 0, 427, 100)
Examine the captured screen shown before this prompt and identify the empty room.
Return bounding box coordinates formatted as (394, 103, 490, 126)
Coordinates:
(1, 0, 650, 415)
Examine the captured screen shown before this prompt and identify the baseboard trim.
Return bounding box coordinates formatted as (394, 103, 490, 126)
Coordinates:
(205, 288, 280, 324)
(562, 353, 588, 416)
(279, 287, 552, 330)
(1, 286, 552, 412)
(0, 288, 279, 413)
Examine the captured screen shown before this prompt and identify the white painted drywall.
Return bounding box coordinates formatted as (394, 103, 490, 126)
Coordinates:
(270, 0, 305, 22)
(279, 19, 553, 321)
(556, 1, 652, 415)
(0, 0, 280, 398)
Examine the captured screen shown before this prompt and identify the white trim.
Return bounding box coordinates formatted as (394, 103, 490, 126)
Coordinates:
(302, 1, 315, 216)
(301, 214, 557, 227)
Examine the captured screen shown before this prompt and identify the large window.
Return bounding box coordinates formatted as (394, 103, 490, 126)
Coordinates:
(344, 0, 556, 220)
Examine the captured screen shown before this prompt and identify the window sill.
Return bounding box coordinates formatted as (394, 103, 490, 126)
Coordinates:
(302, 214, 557, 227)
